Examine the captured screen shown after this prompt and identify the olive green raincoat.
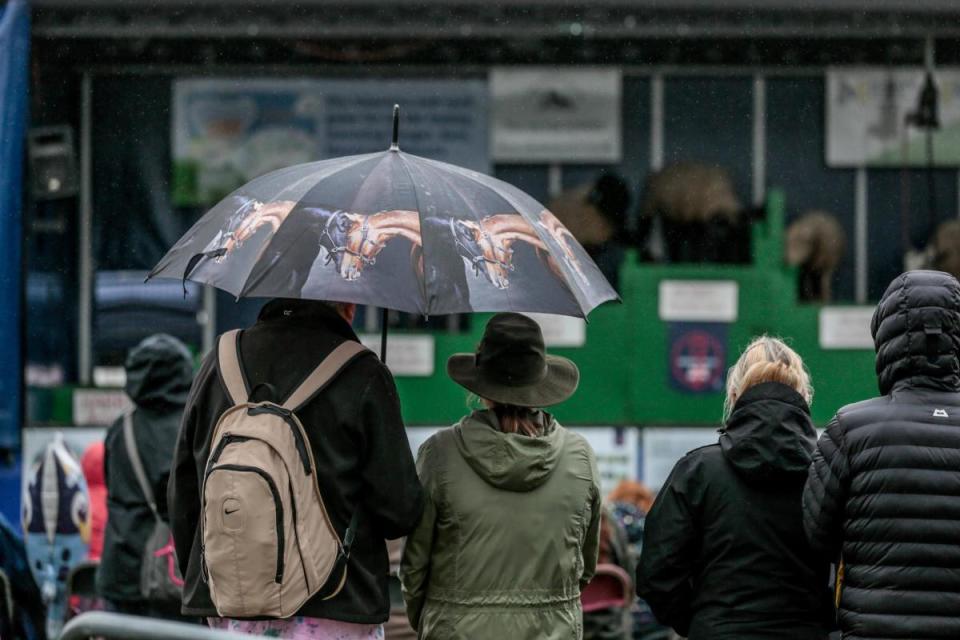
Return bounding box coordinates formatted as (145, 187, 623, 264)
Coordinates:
(400, 410, 602, 640)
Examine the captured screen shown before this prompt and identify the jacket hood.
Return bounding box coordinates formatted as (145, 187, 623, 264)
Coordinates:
(872, 270, 960, 395)
(719, 382, 817, 481)
(124, 334, 194, 409)
(454, 410, 565, 492)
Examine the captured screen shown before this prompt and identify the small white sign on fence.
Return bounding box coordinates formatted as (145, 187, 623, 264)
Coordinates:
(819, 306, 875, 350)
(359, 334, 435, 377)
(523, 313, 587, 348)
(658, 280, 739, 323)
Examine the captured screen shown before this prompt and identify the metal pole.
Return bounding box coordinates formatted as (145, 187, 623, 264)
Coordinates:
(650, 74, 664, 171)
(78, 73, 93, 385)
(924, 36, 938, 235)
(201, 285, 217, 355)
(60, 611, 254, 640)
(752, 75, 767, 207)
(855, 167, 869, 303)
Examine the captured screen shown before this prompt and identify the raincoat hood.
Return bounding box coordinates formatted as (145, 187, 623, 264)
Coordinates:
(454, 410, 564, 492)
(124, 333, 194, 410)
(719, 382, 816, 481)
(871, 270, 960, 395)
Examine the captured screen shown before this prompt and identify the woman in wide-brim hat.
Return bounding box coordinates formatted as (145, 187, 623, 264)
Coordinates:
(400, 313, 603, 640)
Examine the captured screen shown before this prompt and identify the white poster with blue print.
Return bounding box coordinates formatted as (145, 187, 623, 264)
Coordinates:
(173, 78, 489, 206)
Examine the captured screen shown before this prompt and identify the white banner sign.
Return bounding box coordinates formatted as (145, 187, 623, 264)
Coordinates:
(23, 427, 106, 475)
(819, 306, 876, 350)
(575, 427, 639, 495)
(72, 389, 132, 427)
(491, 67, 622, 163)
(173, 78, 489, 205)
(658, 280, 739, 322)
(827, 68, 960, 167)
(642, 427, 719, 491)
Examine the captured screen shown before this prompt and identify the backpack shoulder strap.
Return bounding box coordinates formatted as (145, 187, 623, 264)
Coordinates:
(217, 329, 249, 405)
(282, 341, 370, 412)
(122, 412, 160, 522)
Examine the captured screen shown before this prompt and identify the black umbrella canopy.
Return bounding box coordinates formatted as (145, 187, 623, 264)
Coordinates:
(148, 108, 618, 318)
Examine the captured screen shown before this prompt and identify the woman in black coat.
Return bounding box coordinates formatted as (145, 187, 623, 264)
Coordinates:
(636, 337, 832, 640)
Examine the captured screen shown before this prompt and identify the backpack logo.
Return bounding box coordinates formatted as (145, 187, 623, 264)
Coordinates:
(934, 409, 949, 418)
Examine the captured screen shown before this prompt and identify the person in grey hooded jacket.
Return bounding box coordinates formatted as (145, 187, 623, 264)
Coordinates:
(97, 334, 193, 619)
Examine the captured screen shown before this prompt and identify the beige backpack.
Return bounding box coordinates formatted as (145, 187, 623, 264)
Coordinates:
(203, 329, 369, 618)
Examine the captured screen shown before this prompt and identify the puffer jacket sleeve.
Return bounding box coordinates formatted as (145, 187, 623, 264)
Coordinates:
(400, 437, 439, 631)
(803, 416, 851, 561)
(636, 456, 699, 637)
(579, 450, 603, 590)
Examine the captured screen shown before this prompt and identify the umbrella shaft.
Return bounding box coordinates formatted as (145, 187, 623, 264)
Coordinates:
(380, 307, 389, 363)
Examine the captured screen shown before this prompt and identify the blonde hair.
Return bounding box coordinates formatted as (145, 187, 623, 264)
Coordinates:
(723, 336, 813, 420)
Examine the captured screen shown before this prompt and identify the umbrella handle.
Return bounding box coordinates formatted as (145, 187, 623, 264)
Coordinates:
(380, 307, 389, 363)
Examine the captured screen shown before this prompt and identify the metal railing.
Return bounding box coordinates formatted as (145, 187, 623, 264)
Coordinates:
(59, 612, 254, 640)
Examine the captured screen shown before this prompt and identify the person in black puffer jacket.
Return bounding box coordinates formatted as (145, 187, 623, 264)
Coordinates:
(637, 337, 833, 640)
(804, 269, 960, 640)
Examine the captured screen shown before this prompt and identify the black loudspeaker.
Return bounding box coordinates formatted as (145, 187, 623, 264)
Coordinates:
(28, 126, 79, 200)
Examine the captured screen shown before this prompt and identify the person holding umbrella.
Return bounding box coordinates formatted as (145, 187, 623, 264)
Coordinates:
(168, 299, 424, 638)
(400, 313, 603, 640)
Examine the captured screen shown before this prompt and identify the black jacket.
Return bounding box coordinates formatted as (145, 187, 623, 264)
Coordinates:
(637, 382, 832, 640)
(804, 270, 960, 640)
(97, 334, 194, 602)
(168, 300, 424, 622)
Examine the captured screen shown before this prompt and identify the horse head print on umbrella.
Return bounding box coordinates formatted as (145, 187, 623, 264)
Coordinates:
(203, 197, 297, 261)
(314, 208, 421, 281)
(148, 105, 618, 359)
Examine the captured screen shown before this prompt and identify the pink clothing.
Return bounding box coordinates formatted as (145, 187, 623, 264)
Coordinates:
(208, 617, 384, 640)
(81, 441, 107, 560)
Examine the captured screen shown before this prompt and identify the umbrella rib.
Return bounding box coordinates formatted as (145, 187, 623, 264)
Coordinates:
(395, 152, 431, 316)
(343, 152, 393, 215)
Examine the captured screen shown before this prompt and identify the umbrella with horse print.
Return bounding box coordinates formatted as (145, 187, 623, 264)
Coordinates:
(147, 106, 618, 339)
